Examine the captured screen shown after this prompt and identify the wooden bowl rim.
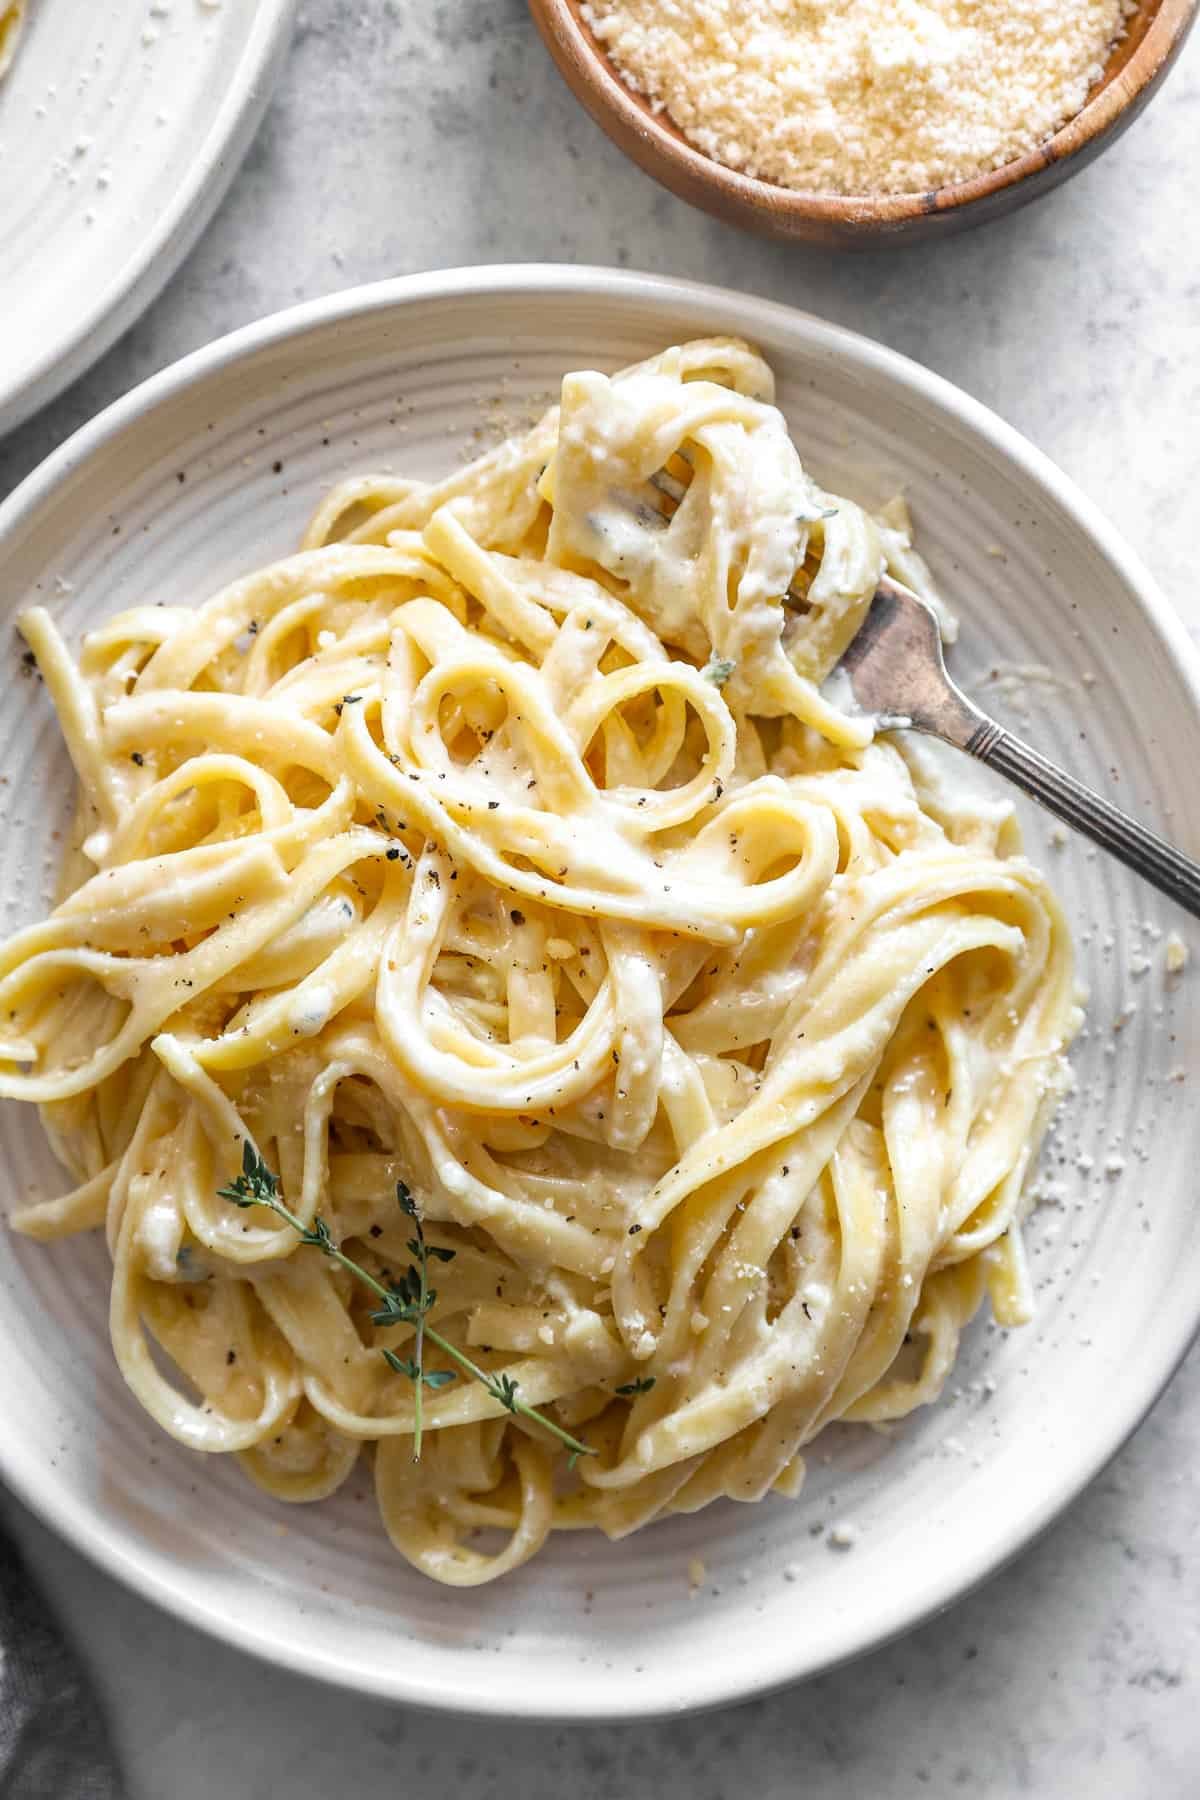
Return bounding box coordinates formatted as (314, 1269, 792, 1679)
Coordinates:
(530, 0, 1198, 224)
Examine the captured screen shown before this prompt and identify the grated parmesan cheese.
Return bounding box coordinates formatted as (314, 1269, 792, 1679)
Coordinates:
(582, 0, 1136, 196)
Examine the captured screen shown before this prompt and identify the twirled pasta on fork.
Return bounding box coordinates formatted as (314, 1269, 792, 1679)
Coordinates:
(1, 339, 1077, 1584)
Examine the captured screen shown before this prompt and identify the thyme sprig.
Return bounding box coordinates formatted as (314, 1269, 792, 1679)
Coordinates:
(218, 1145, 594, 1466)
(388, 1184, 456, 1460)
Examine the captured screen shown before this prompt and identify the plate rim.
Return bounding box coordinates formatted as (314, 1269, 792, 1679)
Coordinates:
(0, 0, 298, 436)
(1, 262, 1199, 1720)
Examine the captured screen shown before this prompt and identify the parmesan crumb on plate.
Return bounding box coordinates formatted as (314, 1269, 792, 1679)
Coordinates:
(1164, 931, 1188, 974)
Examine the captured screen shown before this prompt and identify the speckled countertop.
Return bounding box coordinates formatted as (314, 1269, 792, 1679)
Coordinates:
(2, 5, 1198, 1796)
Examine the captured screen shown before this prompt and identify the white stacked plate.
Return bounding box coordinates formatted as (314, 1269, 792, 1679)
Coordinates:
(0, 268, 1197, 1718)
(0, 0, 295, 434)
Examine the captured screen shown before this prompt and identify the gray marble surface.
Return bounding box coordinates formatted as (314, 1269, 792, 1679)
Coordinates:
(2, 3, 1199, 1795)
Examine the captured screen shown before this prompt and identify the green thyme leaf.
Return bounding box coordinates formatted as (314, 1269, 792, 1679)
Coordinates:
(491, 1374, 521, 1414)
(396, 1182, 418, 1218)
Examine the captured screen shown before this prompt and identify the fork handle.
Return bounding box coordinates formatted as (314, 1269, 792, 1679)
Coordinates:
(962, 716, 1200, 919)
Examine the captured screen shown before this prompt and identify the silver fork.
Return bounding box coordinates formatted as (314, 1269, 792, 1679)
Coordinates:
(636, 468, 1200, 917)
(840, 578, 1200, 919)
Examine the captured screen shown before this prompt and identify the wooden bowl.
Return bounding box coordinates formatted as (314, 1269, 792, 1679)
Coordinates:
(529, 0, 1197, 247)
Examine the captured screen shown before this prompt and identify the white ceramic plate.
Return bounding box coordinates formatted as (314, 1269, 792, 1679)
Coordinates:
(0, 0, 295, 435)
(1, 268, 1198, 1720)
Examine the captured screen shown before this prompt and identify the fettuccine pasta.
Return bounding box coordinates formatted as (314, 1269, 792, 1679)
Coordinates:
(0, 1, 25, 81)
(2, 340, 1078, 1584)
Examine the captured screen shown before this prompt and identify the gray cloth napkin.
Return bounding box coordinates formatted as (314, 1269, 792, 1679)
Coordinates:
(0, 1526, 123, 1799)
